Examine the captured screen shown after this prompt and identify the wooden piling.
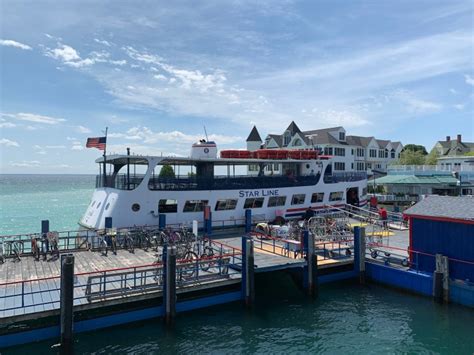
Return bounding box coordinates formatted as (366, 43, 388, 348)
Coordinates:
(242, 236, 255, 307)
(354, 227, 366, 284)
(434, 254, 449, 303)
(60, 254, 75, 352)
(164, 246, 176, 324)
(305, 231, 318, 297)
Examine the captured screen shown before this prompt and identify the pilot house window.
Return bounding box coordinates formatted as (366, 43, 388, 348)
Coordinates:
(311, 193, 324, 203)
(329, 192, 343, 201)
(268, 196, 287, 207)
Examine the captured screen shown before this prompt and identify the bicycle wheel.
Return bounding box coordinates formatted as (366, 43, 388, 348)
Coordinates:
(200, 246, 215, 271)
(181, 251, 198, 278)
(101, 239, 107, 256)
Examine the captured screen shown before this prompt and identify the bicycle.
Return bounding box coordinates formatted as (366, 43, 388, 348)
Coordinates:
(97, 230, 108, 256)
(124, 231, 135, 253)
(199, 238, 215, 272)
(31, 234, 41, 261)
(48, 232, 60, 260)
(0, 239, 4, 264)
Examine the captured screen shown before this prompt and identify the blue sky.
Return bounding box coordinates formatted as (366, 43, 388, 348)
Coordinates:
(1, 0, 473, 173)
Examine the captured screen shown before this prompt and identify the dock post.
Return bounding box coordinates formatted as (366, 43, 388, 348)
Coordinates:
(60, 254, 75, 352)
(159, 214, 166, 230)
(163, 245, 176, 324)
(204, 206, 212, 236)
(303, 230, 318, 297)
(241, 236, 255, 307)
(434, 254, 449, 303)
(105, 217, 112, 229)
(354, 227, 366, 284)
(245, 209, 252, 233)
(41, 220, 50, 261)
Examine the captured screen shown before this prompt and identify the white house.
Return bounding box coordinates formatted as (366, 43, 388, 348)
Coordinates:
(246, 122, 403, 175)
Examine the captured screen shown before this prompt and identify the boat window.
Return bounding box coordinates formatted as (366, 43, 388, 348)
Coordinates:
(329, 191, 344, 201)
(215, 199, 238, 211)
(91, 201, 96, 207)
(244, 198, 264, 209)
(183, 200, 208, 213)
(159, 199, 178, 213)
(362, 188, 368, 196)
(311, 193, 324, 203)
(268, 196, 286, 207)
(291, 194, 305, 205)
(96, 202, 102, 209)
(105, 202, 110, 210)
(131, 203, 140, 212)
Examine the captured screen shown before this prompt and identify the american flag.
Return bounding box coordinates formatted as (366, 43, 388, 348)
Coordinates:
(86, 136, 107, 151)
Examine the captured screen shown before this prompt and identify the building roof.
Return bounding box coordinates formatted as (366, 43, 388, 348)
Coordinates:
(404, 195, 474, 221)
(285, 121, 302, 135)
(246, 126, 262, 142)
(376, 139, 391, 148)
(346, 135, 374, 147)
(267, 134, 283, 147)
(374, 174, 457, 185)
(436, 139, 474, 156)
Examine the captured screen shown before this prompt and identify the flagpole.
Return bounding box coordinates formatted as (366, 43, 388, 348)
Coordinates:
(103, 127, 108, 187)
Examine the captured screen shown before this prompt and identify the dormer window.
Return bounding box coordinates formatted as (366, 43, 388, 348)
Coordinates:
(284, 131, 291, 146)
(293, 138, 302, 146)
(339, 132, 345, 141)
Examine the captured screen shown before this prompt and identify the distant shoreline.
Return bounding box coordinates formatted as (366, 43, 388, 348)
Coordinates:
(0, 173, 96, 176)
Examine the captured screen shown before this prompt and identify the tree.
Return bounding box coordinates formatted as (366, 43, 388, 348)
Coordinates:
(402, 144, 428, 155)
(425, 148, 440, 165)
(159, 164, 175, 178)
(398, 149, 426, 165)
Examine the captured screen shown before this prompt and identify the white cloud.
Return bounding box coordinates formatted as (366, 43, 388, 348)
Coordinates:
(449, 88, 457, 94)
(308, 108, 369, 127)
(71, 144, 84, 151)
(94, 38, 113, 47)
(45, 145, 66, 149)
(0, 122, 16, 128)
(76, 125, 92, 133)
(465, 74, 474, 86)
(390, 90, 442, 114)
(47, 44, 81, 61)
(0, 39, 32, 50)
(10, 160, 41, 167)
(154, 74, 167, 81)
(0, 138, 19, 147)
(454, 104, 464, 110)
(2, 112, 66, 125)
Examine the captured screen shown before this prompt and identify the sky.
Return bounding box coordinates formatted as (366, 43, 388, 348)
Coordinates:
(0, 0, 473, 174)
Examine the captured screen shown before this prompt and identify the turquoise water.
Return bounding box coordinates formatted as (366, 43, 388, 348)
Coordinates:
(1, 175, 474, 354)
(0, 175, 95, 235)
(7, 279, 474, 354)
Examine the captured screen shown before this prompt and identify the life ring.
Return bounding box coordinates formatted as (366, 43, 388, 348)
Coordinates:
(204, 148, 209, 153)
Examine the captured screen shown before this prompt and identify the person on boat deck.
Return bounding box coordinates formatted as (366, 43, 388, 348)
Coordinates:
(304, 207, 315, 220)
(370, 195, 378, 211)
(378, 207, 388, 229)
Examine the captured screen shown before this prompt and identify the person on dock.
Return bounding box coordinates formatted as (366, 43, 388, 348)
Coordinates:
(378, 207, 388, 229)
(304, 207, 315, 221)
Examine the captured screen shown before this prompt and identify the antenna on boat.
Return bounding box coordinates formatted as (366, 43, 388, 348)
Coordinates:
(203, 125, 209, 142)
(102, 127, 108, 184)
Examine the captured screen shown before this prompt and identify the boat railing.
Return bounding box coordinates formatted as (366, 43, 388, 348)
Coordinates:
(148, 174, 321, 191)
(324, 172, 367, 183)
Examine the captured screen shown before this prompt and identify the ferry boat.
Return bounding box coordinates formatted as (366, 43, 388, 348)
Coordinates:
(79, 141, 368, 230)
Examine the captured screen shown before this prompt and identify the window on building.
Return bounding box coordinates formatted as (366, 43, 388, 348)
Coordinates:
(370, 149, 377, 158)
(357, 148, 365, 157)
(248, 164, 258, 172)
(311, 193, 324, 203)
(183, 200, 208, 212)
(339, 132, 345, 141)
(244, 197, 264, 209)
(268, 196, 287, 207)
(215, 199, 238, 211)
(351, 149, 354, 155)
(284, 131, 291, 146)
(356, 162, 365, 171)
(324, 147, 333, 155)
(351, 163, 354, 170)
(159, 199, 178, 213)
(329, 191, 344, 201)
(334, 147, 345, 156)
(291, 194, 306, 205)
(390, 149, 395, 159)
(334, 162, 345, 171)
(384, 149, 388, 158)
(293, 138, 302, 146)
(378, 150, 384, 158)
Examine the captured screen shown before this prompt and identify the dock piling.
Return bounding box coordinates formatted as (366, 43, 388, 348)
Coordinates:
(164, 246, 176, 324)
(303, 230, 318, 297)
(354, 227, 366, 284)
(434, 254, 449, 303)
(245, 209, 252, 233)
(159, 214, 166, 230)
(60, 254, 75, 352)
(242, 236, 255, 307)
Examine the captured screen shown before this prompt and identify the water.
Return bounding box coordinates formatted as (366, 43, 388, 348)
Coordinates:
(0, 175, 95, 235)
(1, 175, 473, 354)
